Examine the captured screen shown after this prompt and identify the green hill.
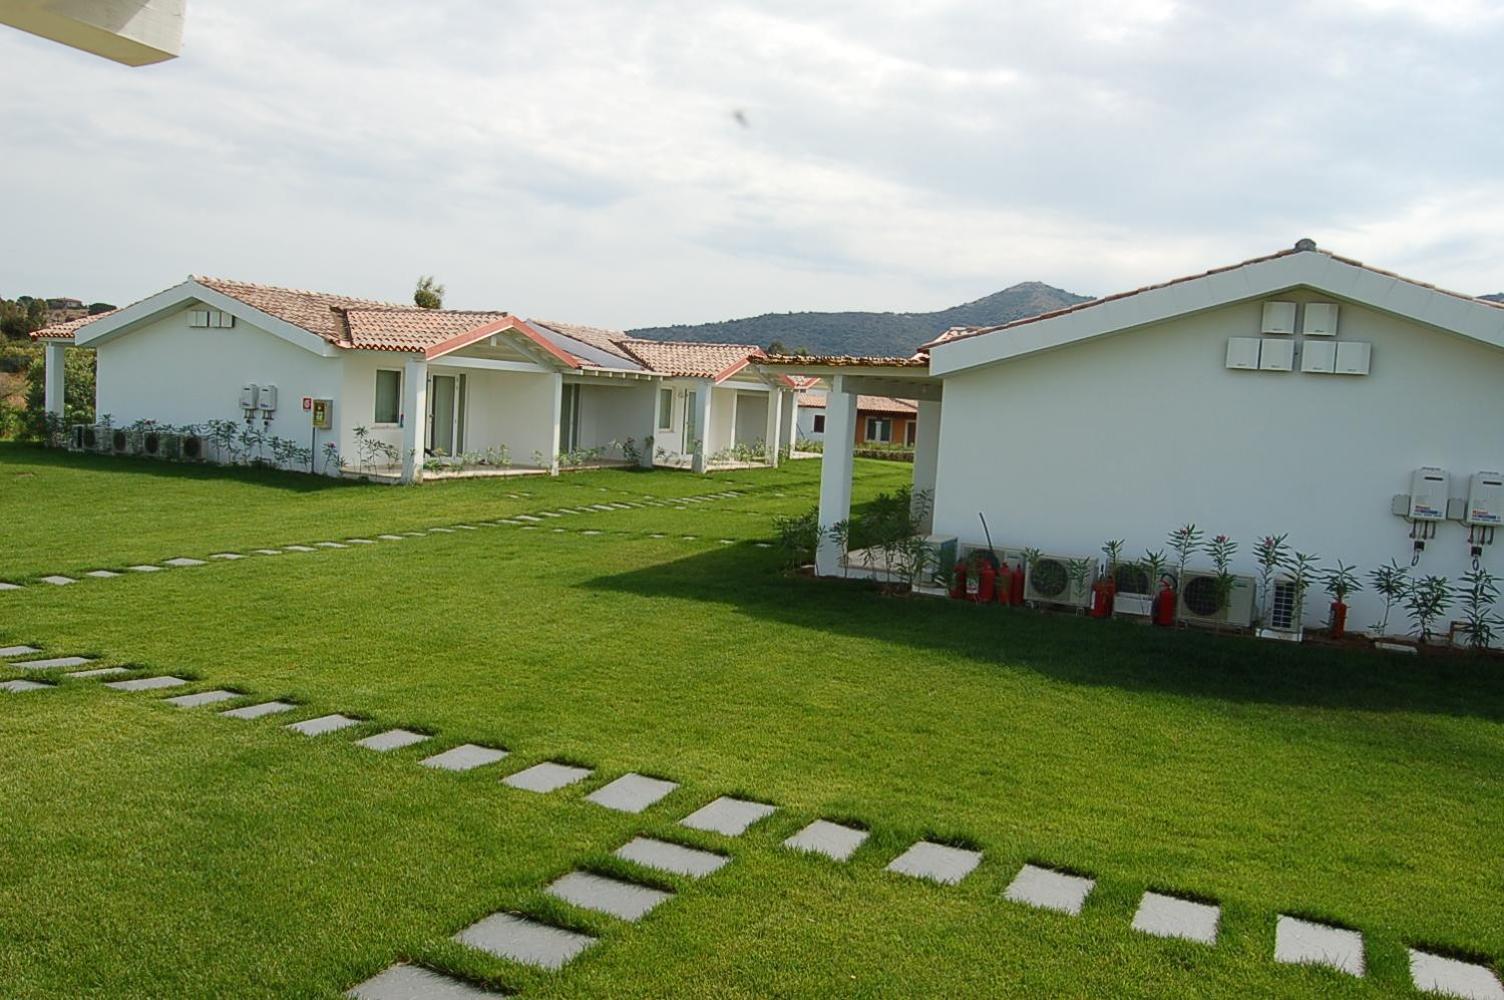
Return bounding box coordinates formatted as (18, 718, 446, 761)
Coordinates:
(629, 281, 1090, 356)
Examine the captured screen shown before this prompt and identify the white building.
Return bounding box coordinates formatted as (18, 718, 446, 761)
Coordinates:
(764, 242, 1504, 635)
(33, 276, 796, 481)
(1, 0, 184, 65)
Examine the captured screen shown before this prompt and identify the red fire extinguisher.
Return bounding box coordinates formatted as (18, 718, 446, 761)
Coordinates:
(1091, 577, 1116, 618)
(950, 561, 968, 600)
(1152, 579, 1177, 627)
(978, 561, 997, 604)
(1329, 600, 1348, 639)
(997, 564, 1016, 606)
(1010, 562, 1026, 605)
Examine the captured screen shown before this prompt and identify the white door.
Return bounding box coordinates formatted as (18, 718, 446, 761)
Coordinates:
(428, 374, 456, 455)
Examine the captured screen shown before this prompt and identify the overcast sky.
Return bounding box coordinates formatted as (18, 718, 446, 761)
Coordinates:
(2, 0, 1501, 328)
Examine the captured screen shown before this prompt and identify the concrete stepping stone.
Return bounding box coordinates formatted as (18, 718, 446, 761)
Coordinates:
(221, 700, 296, 720)
(2, 679, 52, 692)
(681, 535, 696, 540)
(67, 666, 130, 679)
(314, 542, 347, 549)
(719, 539, 734, 545)
(783, 820, 868, 861)
(14, 656, 92, 670)
(503, 761, 593, 793)
(515, 515, 541, 523)
(679, 796, 777, 836)
(377, 534, 403, 541)
(401, 531, 425, 538)
(546, 871, 672, 922)
(539, 512, 561, 518)
(1409, 950, 1504, 999)
(421, 743, 508, 772)
(1131, 891, 1220, 944)
(0, 582, 21, 591)
(614, 837, 728, 879)
(128, 563, 163, 572)
(346, 538, 376, 544)
(1004, 864, 1095, 915)
(453, 912, 595, 970)
(347, 964, 502, 999)
(755, 542, 772, 549)
(288, 713, 361, 736)
(106, 675, 187, 692)
(283, 545, 315, 553)
(886, 841, 983, 885)
(86, 569, 122, 577)
(163, 557, 206, 567)
(0, 645, 40, 657)
(210, 553, 244, 560)
(581, 530, 601, 536)
(355, 728, 430, 752)
(253, 549, 283, 556)
(40, 575, 76, 585)
(651, 533, 666, 539)
(165, 689, 239, 708)
(585, 773, 679, 813)
(1274, 916, 1365, 976)
(499, 519, 522, 526)
(455, 525, 478, 531)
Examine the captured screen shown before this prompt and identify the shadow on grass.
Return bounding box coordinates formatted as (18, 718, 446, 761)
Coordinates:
(1, 442, 376, 494)
(585, 543, 1504, 720)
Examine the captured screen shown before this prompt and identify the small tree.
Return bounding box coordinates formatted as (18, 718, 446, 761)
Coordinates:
(1203, 533, 1238, 612)
(1169, 523, 1202, 586)
(1368, 559, 1410, 636)
(1066, 558, 1093, 609)
(1322, 561, 1362, 606)
(1404, 574, 1453, 643)
(1142, 548, 1170, 590)
(1101, 539, 1124, 580)
(825, 519, 852, 578)
(772, 504, 819, 572)
(1254, 533, 1290, 625)
(1285, 551, 1320, 628)
(414, 275, 445, 310)
(1455, 568, 1502, 651)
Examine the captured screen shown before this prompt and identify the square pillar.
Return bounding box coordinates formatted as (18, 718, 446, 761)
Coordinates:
(781, 388, 797, 453)
(689, 380, 714, 474)
(763, 386, 783, 467)
(44, 340, 67, 419)
(639, 382, 658, 468)
(401, 356, 428, 483)
(911, 398, 942, 534)
(815, 376, 858, 577)
(546, 373, 563, 474)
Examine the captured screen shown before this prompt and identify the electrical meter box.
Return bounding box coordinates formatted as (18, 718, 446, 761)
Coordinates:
(257, 384, 278, 412)
(239, 383, 258, 409)
(1261, 301, 1296, 334)
(311, 398, 333, 430)
(1465, 471, 1504, 526)
(1407, 467, 1450, 521)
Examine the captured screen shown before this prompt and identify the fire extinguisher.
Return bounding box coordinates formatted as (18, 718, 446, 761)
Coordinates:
(950, 561, 968, 600)
(978, 561, 997, 604)
(1329, 600, 1348, 639)
(1010, 562, 1026, 605)
(997, 564, 1015, 606)
(1152, 579, 1177, 627)
(1091, 577, 1116, 618)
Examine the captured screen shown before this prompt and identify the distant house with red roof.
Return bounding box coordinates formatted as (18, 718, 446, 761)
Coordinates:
(796, 389, 918, 448)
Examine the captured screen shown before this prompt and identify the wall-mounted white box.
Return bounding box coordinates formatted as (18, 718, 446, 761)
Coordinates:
(239, 383, 258, 409)
(1335, 341, 1371, 374)
(1302, 302, 1340, 336)
(1261, 301, 1297, 334)
(1301, 340, 1337, 373)
(1408, 467, 1450, 521)
(1225, 337, 1261, 370)
(1259, 338, 1295, 371)
(257, 384, 277, 411)
(188, 309, 210, 328)
(1465, 472, 1504, 526)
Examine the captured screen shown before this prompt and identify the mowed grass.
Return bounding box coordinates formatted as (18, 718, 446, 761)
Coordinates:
(2, 444, 1503, 998)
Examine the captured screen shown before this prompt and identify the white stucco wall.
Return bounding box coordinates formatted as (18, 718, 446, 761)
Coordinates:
(797, 402, 826, 443)
(931, 292, 1504, 632)
(572, 380, 657, 459)
(733, 391, 769, 447)
(339, 352, 411, 470)
(708, 386, 737, 454)
(455, 367, 559, 466)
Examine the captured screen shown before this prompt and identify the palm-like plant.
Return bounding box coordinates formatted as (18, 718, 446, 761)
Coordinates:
(414, 275, 445, 309)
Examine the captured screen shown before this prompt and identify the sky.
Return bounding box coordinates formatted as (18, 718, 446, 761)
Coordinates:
(2, 0, 1502, 328)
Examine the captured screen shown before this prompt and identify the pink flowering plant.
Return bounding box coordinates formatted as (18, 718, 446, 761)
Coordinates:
(1204, 533, 1239, 612)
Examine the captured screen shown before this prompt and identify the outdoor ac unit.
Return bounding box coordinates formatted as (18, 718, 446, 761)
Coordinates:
(179, 433, 206, 462)
(109, 428, 134, 456)
(1112, 562, 1155, 618)
(1177, 571, 1255, 628)
(140, 430, 180, 460)
(86, 424, 110, 453)
(1024, 554, 1095, 608)
(69, 424, 90, 451)
(1256, 577, 1304, 639)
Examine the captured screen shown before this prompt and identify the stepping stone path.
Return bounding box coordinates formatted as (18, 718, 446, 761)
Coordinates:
(377, 534, 403, 541)
(545, 871, 672, 922)
(679, 796, 777, 836)
(584, 773, 679, 813)
(165, 689, 239, 708)
(1409, 950, 1504, 999)
(0, 582, 20, 591)
(86, 569, 121, 578)
(614, 837, 728, 879)
(347, 538, 376, 543)
(503, 761, 593, 793)
(288, 713, 361, 736)
(253, 549, 282, 556)
(128, 564, 163, 572)
(67, 666, 129, 679)
(355, 728, 430, 752)
(106, 675, 187, 692)
(314, 542, 347, 549)
(283, 545, 315, 553)
(0, 645, 40, 657)
(1005, 864, 1095, 916)
(783, 820, 868, 862)
(40, 575, 76, 585)
(453, 912, 595, 970)
(1132, 891, 1219, 944)
(221, 700, 296, 720)
(347, 964, 498, 999)
(210, 553, 243, 560)
(1274, 915, 1364, 977)
(421, 743, 508, 772)
(886, 841, 982, 885)
(2, 679, 51, 693)
(14, 656, 92, 670)
(429, 527, 455, 534)
(163, 557, 206, 567)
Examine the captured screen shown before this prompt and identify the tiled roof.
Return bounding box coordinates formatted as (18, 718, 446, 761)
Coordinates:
(796, 391, 916, 414)
(529, 319, 639, 363)
(760, 353, 930, 368)
(615, 339, 763, 379)
(342, 309, 511, 352)
(194, 276, 412, 344)
(31, 310, 117, 340)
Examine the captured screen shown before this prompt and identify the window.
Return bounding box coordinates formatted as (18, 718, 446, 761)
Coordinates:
(374, 369, 401, 424)
(561, 383, 582, 453)
(683, 390, 698, 452)
(865, 417, 892, 443)
(812, 414, 826, 433)
(905, 421, 916, 446)
(658, 388, 673, 430)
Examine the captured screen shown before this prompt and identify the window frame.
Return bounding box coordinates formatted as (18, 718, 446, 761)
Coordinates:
(373, 368, 402, 426)
(812, 414, 826, 433)
(658, 388, 673, 431)
(865, 416, 892, 443)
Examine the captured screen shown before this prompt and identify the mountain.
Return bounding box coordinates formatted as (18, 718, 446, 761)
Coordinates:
(1483, 293, 1504, 304)
(628, 281, 1090, 357)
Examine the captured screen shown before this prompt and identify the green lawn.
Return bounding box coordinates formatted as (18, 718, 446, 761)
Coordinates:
(2, 443, 1502, 998)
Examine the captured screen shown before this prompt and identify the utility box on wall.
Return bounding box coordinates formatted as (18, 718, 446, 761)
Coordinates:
(257, 384, 278, 412)
(1466, 472, 1504, 526)
(311, 398, 333, 430)
(1408, 467, 1450, 522)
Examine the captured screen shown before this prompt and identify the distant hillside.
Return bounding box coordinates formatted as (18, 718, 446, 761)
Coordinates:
(629, 281, 1089, 357)
(1483, 293, 1504, 304)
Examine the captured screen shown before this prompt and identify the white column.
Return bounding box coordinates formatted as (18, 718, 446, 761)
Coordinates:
(639, 383, 657, 468)
(763, 387, 783, 467)
(546, 373, 563, 474)
(911, 398, 942, 534)
(44, 341, 67, 420)
(401, 357, 428, 483)
(690, 380, 713, 473)
(815, 376, 858, 576)
(780, 389, 797, 453)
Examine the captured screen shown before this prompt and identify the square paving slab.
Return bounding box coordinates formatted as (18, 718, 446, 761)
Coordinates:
(2, 679, 52, 693)
(421, 743, 509, 772)
(614, 837, 728, 878)
(221, 700, 297, 720)
(503, 761, 593, 793)
(585, 773, 679, 813)
(163, 557, 206, 567)
(253, 549, 283, 556)
(288, 713, 361, 736)
(783, 820, 869, 861)
(355, 728, 430, 752)
(0, 645, 40, 657)
(453, 912, 595, 970)
(377, 534, 403, 541)
(0, 582, 20, 591)
(66, 666, 129, 679)
(546, 871, 672, 922)
(886, 841, 983, 885)
(679, 796, 777, 836)
(165, 689, 240, 708)
(314, 542, 347, 549)
(283, 545, 315, 553)
(347, 538, 376, 543)
(210, 553, 244, 560)
(40, 575, 76, 585)
(1275, 916, 1365, 976)
(1004, 864, 1095, 915)
(429, 527, 455, 533)
(346, 963, 501, 999)
(1131, 891, 1220, 944)
(127, 564, 162, 572)
(1409, 950, 1504, 1000)
(86, 569, 121, 578)
(106, 675, 187, 692)
(14, 656, 93, 670)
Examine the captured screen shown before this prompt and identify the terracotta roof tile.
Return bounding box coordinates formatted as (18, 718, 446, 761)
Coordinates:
(796, 391, 916, 413)
(194, 276, 412, 344)
(31, 310, 117, 340)
(342, 308, 511, 352)
(529, 318, 639, 363)
(760, 353, 929, 368)
(615, 339, 763, 379)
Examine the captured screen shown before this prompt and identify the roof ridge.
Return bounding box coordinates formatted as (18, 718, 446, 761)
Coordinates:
(192, 275, 411, 310)
(619, 336, 763, 351)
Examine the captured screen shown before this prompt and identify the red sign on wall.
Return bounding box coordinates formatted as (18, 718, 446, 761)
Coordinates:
(302, 396, 312, 410)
